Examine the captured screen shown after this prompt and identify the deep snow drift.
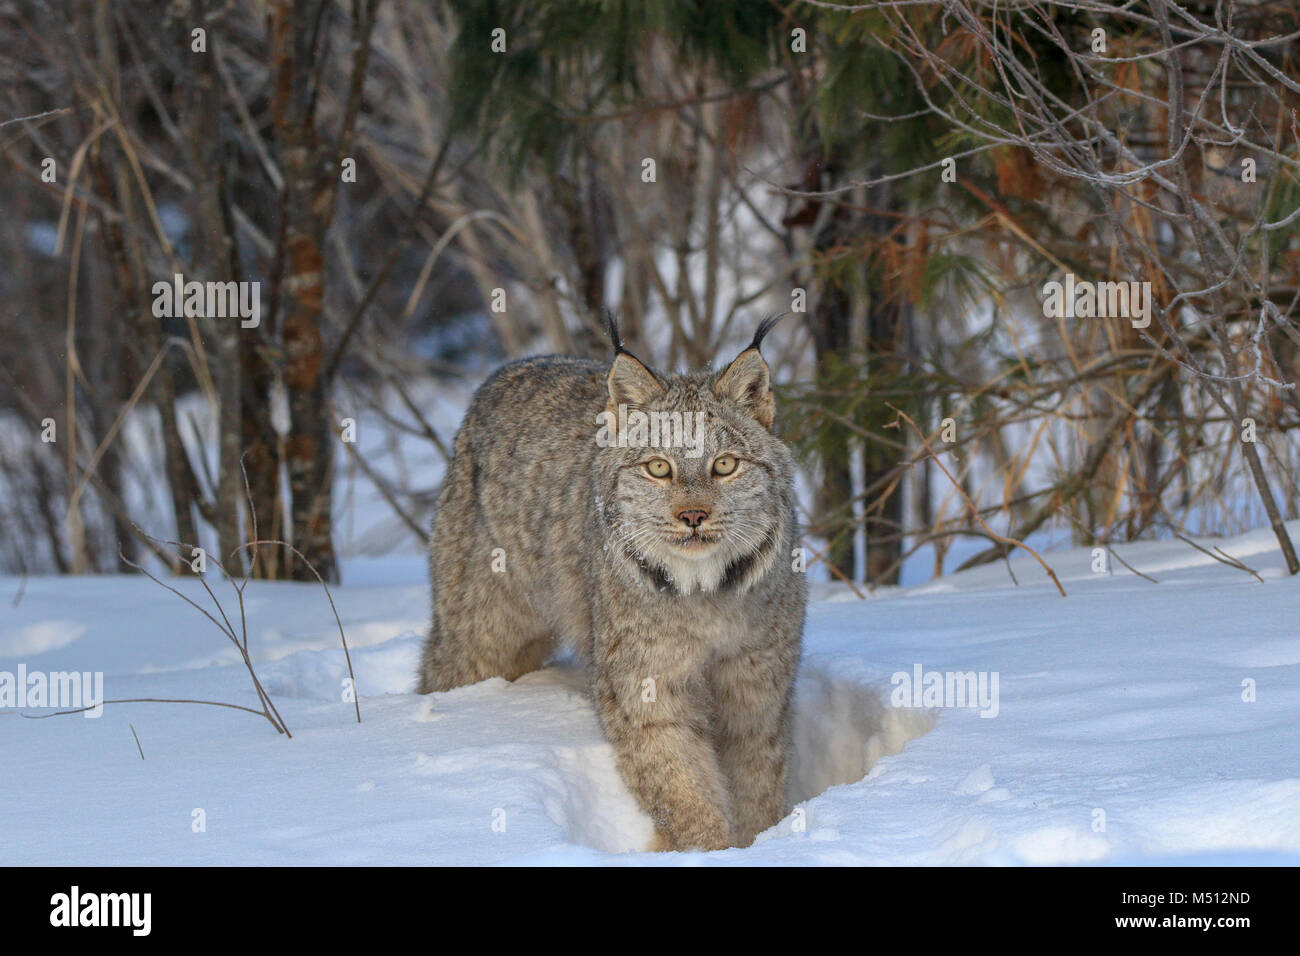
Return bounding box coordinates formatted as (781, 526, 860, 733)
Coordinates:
(2, 524, 1298, 865)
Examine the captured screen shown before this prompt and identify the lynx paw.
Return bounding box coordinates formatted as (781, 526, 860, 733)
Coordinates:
(646, 820, 733, 852)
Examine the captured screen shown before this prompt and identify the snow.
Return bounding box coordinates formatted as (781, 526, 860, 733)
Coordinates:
(2, 525, 1299, 865)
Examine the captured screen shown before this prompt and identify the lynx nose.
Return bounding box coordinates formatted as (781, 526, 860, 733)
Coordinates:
(676, 509, 710, 528)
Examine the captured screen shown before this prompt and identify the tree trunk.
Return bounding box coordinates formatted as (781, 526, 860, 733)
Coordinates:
(861, 266, 905, 586)
(806, 197, 857, 582)
(183, 0, 244, 571)
(269, 0, 343, 583)
(240, 329, 283, 576)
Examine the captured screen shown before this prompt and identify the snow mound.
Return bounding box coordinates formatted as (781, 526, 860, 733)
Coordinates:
(790, 667, 936, 805)
(517, 662, 935, 852)
(255, 630, 936, 851)
(260, 632, 423, 700)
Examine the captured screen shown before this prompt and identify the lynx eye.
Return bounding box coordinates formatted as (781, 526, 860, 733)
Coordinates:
(712, 455, 739, 477)
(644, 458, 672, 479)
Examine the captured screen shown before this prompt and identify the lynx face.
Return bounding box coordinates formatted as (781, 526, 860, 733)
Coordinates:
(597, 351, 792, 596)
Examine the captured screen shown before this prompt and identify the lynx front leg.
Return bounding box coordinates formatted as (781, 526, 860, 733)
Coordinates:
(710, 642, 798, 847)
(593, 634, 734, 851)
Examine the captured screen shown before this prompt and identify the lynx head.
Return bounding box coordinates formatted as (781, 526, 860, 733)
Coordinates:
(596, 315, 796, 596)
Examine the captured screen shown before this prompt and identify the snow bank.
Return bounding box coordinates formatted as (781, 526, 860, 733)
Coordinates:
(2, 524, 1298, 865)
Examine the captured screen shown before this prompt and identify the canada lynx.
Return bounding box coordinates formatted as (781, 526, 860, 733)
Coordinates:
(416, 317, 806, 850)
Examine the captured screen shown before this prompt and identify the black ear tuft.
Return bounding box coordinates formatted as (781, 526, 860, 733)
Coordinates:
(748, 313, 788, 354)
(604, 311, 666, 408)
(605, 310, 625, 356)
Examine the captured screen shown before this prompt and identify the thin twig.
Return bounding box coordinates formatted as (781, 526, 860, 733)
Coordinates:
(799, 537, 868, 600)
(120, 544, 289, 736)
(1107, 547, 1160, 584)
(0, 106, 71, 130)
(129, 723, 145, 760)
(887, 404, 1067, 596)
(236, 539, 362, 724)
(1172, 532, 1265, 583)
(21, 698, 271, 719)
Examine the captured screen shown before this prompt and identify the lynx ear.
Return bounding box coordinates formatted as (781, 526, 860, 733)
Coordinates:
(607, 352, 665, 409)
(604, 309, 665, 409)
(714, 348, 774, 429)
